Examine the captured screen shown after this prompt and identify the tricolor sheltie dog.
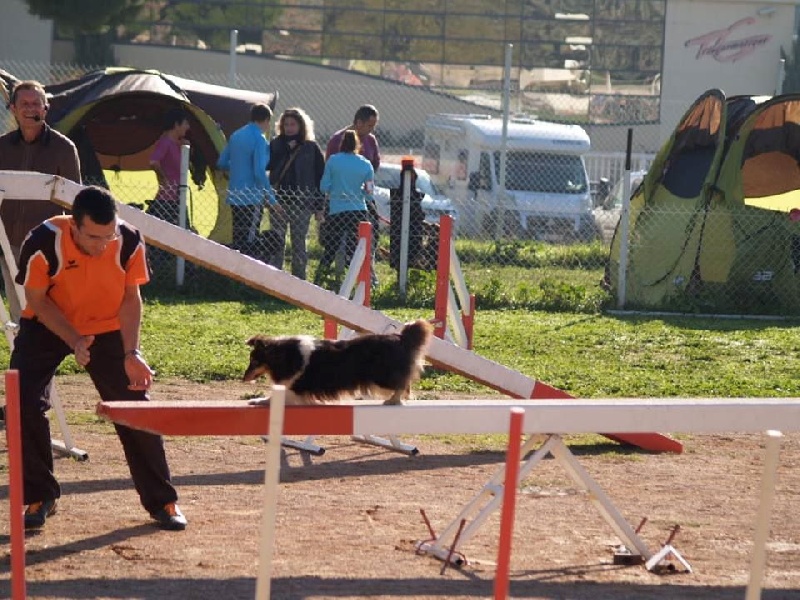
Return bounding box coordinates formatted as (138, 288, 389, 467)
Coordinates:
(243, 320, 433, 406)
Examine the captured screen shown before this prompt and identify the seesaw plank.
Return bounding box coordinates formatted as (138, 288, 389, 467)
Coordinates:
(0, 171, 675, 454)
(97, 401, 355, 436)
(97, 398, 800, 445)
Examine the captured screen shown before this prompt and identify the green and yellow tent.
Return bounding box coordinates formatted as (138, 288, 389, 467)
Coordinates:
(608, 89, 800, 315)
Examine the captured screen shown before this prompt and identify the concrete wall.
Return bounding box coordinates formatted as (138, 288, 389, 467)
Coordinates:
(661, 0, 799, 140)
(112, 44, 495, 150)
(113, 44, 666, 152)
(0, 0, 52, 64)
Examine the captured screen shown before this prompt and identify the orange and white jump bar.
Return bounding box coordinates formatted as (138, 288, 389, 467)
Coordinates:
(97, 397, 800, 438)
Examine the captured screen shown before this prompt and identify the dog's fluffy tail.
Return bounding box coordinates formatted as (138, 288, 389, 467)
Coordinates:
(400, 319, 434, 354)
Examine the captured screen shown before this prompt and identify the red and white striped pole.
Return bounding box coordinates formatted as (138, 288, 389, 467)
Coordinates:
(433, 214, 453, 339)
(494, 407, 524, 600)
(324, 222, 373, 339)
(7, 369, 27, 600)
(357, 221, 372, 308)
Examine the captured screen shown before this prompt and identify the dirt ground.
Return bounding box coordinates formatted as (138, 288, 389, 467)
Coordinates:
(1, 374, 799, 600)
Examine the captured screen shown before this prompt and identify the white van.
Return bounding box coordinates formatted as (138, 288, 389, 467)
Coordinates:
(422, 113, 594, 241)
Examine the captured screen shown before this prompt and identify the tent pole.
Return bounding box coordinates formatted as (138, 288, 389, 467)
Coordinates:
(176, 144, 189, 287)
(617, 128, 633, 309)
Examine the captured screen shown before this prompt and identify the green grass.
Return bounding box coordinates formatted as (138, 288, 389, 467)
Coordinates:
(11, 296, 798, 399)
(5, 228, 798, 399)
(327, 237, 610, 313)
(103, 169, 222, 238)
(7, 281, 799, 456)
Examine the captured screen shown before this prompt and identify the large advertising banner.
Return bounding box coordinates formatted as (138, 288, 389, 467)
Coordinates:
(660, 2, 797, 141)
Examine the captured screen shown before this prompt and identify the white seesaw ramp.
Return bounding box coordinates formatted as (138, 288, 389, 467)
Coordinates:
(0, 172, 679, 451)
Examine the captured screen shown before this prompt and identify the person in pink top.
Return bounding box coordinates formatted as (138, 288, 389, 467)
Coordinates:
(325, 104, 380, 170)
(148, 108, 190, 225)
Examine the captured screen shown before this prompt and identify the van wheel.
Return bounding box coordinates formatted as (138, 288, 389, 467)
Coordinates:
(573, 219, 601, 243)
(482, 209, 523, 239)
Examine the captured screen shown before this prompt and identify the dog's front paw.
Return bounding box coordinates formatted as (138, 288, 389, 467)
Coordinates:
(248, 396, 270, 406)
(382, 396, 404, 406)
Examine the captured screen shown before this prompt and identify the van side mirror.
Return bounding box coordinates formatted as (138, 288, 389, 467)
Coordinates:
(597, 177, 610, 208)
(468, 172, 488, 191)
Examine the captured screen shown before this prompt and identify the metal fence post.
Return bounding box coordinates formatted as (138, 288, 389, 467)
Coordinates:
(229, 29, 238, 88)
(398, 158, 413, 298)
(495, 43, 513, 239)
(176, 144, 190, 287)
(616, 129, 633, 309)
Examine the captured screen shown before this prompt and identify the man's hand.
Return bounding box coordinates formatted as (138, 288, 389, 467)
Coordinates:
(271, 203, 287, 218)
(73, 335, 95, 367)
(124, 352, 155, 391)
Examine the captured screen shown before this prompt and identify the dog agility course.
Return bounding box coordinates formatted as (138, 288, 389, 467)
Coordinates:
(0, 171, 678, 453)
(6, 375, 800, 598)
(0, 173, 800, 599)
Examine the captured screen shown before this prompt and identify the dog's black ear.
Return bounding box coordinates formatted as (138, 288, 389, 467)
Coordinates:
(247, 335, 271, 348)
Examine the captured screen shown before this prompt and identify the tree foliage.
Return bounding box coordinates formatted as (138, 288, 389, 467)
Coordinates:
(781, 40, 800, 94)
(24, 0, 145, 34)
(23, 0, 146, 64)
(156, 1, 282, 51)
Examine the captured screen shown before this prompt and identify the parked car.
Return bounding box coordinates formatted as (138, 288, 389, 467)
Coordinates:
(592, 170, 647, 243)
(372, 163, 458, 230)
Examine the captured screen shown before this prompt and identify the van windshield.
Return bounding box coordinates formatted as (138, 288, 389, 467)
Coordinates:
(416, 170, 442, 197)
(375, 166, 443, 197)
(494, 152, 588, 194)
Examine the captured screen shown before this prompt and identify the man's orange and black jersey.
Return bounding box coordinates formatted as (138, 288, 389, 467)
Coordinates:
(16, 215, 149, 336)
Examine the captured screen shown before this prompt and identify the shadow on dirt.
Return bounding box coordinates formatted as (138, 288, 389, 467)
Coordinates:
(3, 575, 799, 600)
(0, 524, 158, 570)
(0, 438, 663, 501)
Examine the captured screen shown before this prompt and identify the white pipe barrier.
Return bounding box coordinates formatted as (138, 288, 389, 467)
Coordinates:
(255, 385, 285, 600)
(745, 430, 783, 600)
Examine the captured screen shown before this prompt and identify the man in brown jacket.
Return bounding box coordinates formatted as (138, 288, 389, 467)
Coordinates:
(0, 79, 81, 320)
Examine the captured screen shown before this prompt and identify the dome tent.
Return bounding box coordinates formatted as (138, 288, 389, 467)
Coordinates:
(607, 89, 800, 315)
(0, 67, 277, 243)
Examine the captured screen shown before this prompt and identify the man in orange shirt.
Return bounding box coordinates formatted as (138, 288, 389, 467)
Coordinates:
(12, 186, 186, 531)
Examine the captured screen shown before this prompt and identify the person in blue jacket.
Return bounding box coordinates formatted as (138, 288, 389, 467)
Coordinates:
(313, 129, 374, 288)
(217, 103, 282, 251)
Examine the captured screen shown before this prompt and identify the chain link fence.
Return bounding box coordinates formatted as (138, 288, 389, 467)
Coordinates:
(2, 59, 797, 316)
(607, 203, 800, 317)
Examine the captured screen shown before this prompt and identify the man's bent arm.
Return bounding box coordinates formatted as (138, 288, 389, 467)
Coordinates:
(25, 287, 82, 350)
(119, 284, 143, 354)
(119, 284, 153, 389)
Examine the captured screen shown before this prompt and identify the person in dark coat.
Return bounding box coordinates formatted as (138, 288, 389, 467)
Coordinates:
(268, 107, 325, 279)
